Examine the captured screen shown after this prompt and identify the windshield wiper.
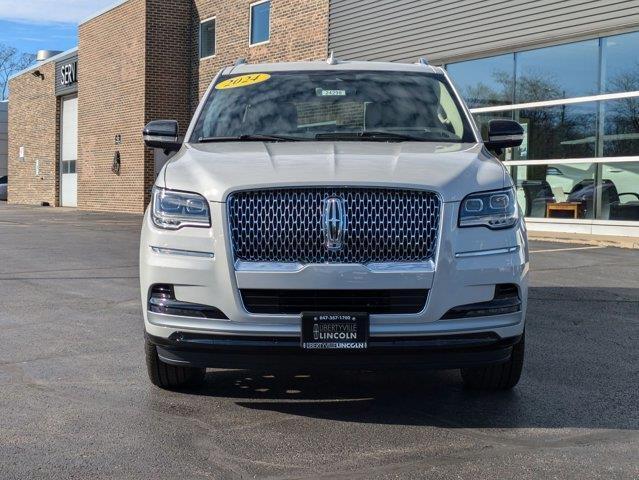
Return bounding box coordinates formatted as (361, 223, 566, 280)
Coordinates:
(198, 134, 303, 143)
(315, 131, 427, 142)
(315, 130, 427, 142)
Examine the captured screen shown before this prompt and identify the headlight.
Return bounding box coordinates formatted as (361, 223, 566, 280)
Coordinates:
(459, 187, 519, 230)
(151, 187, 211, 230)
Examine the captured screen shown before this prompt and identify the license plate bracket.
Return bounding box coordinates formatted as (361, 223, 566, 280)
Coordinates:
(301, 312, 369, 350)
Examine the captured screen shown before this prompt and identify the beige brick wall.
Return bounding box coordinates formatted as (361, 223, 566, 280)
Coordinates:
(145, 0, 193, 205)
(78, 0, 148, 214)
(7, 62, 59, 206)
(193, 0, 329, 106)
(8, 0, 329, 213)
(78, 0, 195, 213)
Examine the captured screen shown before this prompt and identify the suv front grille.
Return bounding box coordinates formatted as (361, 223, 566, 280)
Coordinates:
(241, 289, 429, 315)
(227, 187, 440, 264)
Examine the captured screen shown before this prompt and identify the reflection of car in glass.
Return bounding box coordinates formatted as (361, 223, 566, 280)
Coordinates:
(546, 167, 564, 176)
(139, 60, 528, 392)
(568, 179, 639, 220)
(0, 176, 7, 201)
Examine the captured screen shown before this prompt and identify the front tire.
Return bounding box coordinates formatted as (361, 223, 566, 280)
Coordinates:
(461, 333, 525, 390)
(145, 338, 206, 390)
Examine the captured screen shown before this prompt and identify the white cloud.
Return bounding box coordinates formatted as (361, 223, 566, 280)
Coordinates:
(0, 0, 117, 24)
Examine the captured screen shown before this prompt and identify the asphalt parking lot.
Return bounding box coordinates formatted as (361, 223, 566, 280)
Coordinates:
(0, 204, 638, 479)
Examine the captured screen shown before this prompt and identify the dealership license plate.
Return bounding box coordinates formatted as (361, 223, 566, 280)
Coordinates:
(301, 313, 369, 350)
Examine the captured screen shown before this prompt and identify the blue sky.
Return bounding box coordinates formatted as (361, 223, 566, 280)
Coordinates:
(0, 0, 115, 55)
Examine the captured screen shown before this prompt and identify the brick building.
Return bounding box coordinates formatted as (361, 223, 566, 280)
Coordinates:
(8, 0, 328, 213)
(7, 0, 639, 236)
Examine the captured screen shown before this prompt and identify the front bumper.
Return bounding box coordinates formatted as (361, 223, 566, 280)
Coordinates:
(140, 200, 529, 346)
(148, 332, 522, 370)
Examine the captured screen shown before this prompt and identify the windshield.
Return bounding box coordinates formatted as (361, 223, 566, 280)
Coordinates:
(190, 70, 476, 143)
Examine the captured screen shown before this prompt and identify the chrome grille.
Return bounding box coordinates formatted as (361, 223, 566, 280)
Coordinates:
(227, 187, 440, 264)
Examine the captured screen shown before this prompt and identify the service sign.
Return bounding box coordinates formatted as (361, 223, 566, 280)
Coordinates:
(55, 54, 78, 96)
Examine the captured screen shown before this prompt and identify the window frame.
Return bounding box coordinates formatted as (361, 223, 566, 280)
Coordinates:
(249, 0, 271, 47)
(199, 16, 217, 61)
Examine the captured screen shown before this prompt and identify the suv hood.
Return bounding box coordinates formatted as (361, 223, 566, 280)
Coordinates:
(162, 142, 509, 203)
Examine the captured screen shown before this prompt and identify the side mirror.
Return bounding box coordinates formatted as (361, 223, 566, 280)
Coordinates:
(484, 119, 524, 153)
(143, 120, 182, 153)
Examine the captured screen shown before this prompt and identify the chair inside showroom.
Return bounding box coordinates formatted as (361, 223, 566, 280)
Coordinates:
(602, 179, 639, 221)
(519, 180, 556, 217)
(568, 179, 639, 220)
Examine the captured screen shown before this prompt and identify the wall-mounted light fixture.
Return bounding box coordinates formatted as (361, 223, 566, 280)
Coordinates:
(31, 70, 44, 80)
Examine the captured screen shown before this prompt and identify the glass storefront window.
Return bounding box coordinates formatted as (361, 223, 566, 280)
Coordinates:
(452, 33, 639, 106)
(602, 31, 639, 93)
(512, 162, 639, 221)
(452, 32, 639, 227)
(513, 103, 597, 160)
(512, 163, 597, 219)
(602, 99, 639, 157)
(446, 54, 514, 108)
(599, 162, 639, 221)
(515, 39, 599, 102)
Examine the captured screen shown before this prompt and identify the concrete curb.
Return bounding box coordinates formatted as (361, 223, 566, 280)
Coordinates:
(529, 232, 639, 250)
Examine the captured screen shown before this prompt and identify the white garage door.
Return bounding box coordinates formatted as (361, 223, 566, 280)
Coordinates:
(60, 95, 78, 207)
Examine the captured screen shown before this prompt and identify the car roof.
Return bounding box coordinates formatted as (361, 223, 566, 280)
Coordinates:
(223, 60, 443, 76)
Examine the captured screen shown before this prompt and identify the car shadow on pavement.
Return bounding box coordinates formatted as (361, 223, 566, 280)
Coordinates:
(184, 366, 637, 430)
(176, 286, 639, 430)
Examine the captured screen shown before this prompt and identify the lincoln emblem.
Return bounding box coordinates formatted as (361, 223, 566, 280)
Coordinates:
(322, 196, 347, 250)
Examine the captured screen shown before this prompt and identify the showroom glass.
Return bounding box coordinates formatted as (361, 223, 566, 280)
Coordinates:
(603, 99, 639, 157)
(250, 0, 270, 45)
(512, 161, 639, 221)
(473, 104, 597, 162)
(602, 31, 639, 93)
(450, 31, 639, 226)
(190, 71, 476, 143)
(200, 18, 216, 58)
(449, 34, 639, 102)
(515, 39, 599, 102)
(599, 162, 639, 221)
(513, 103, 597, 160)
(446, 54, 514, 108)
(511, 163, 597, 219)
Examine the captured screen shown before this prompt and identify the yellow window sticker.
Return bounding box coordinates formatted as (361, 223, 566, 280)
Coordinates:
(215, 73, 271, 90)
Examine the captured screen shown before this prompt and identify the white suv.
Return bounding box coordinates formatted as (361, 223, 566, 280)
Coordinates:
(140, 60, 528, 391)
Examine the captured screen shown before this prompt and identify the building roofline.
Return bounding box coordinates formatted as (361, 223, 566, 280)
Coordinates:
(8, 47, 78, 82)
(79, 0, 130, 26)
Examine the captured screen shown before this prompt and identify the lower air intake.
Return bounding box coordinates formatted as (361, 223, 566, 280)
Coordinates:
(240, 289, 429, 315)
